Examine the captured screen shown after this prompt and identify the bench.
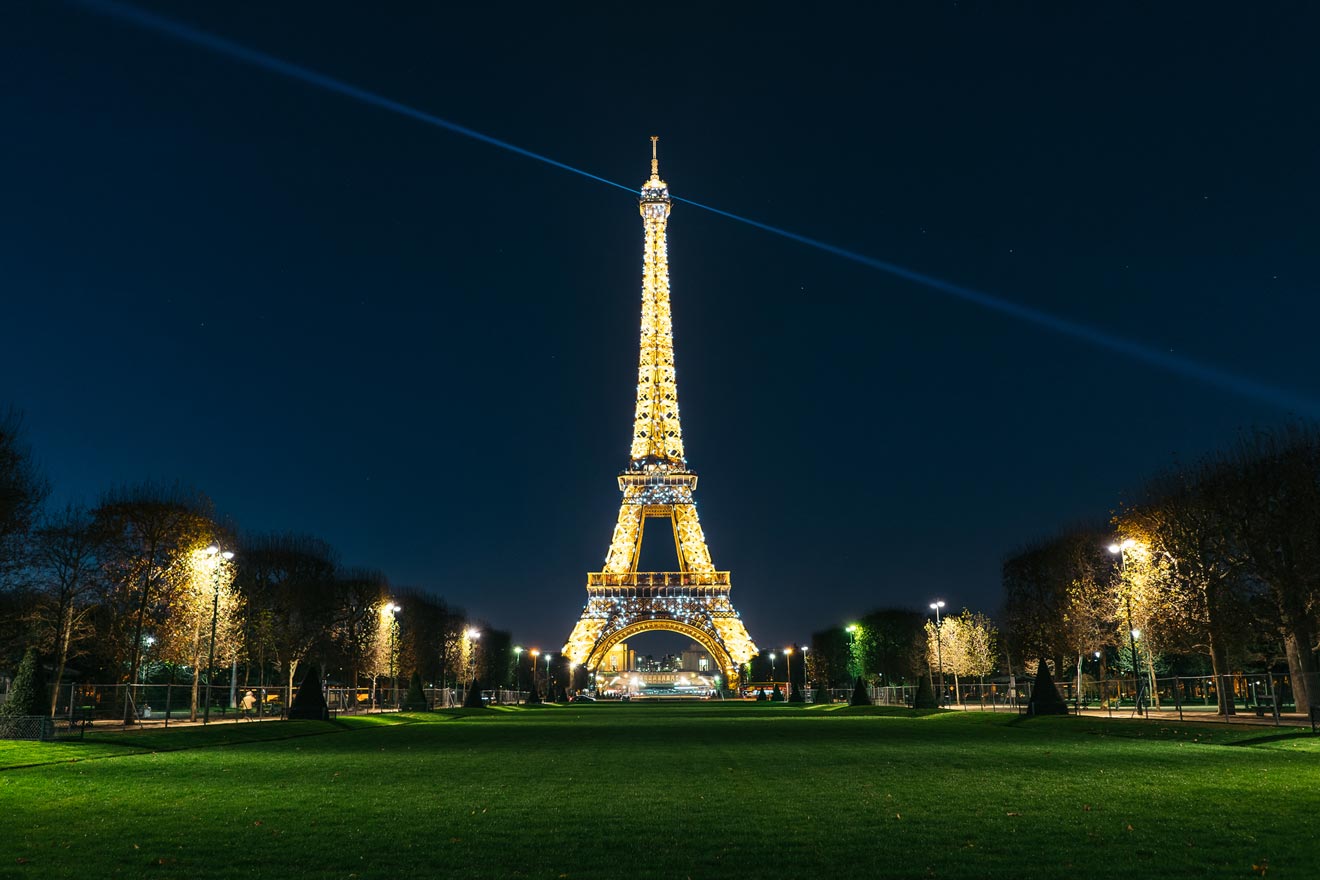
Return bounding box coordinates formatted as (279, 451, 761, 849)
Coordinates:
(1310, 705, 1319, 734)
(1254, 695, 1276, 717)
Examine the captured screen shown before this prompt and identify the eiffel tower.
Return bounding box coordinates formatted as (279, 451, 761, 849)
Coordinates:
(564, 138, 758, 688)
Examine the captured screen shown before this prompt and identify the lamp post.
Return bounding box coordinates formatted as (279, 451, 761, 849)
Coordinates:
(1108, 540, 1143, 715)
(464, 628, 481, 688)
(385, 602, 401, 707)
(544, 653, 553, 699)
(784, 646, 794, 696)
(529, 649, 540, 695)
(801, 645, 810, 694)
(514, 646, 523, 703)
(929, 600, 945, 707)
(203, 545, 235, 724)
(845, 624, 859, 680)
(769, 652, 777, 691)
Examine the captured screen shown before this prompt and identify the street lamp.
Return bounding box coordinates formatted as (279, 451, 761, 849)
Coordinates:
(845, 624, 859, 679)
(930, 601, 945, 707)
(203, 545, 235, 724)
(784, 646, 794, 696)
(530, 649, 540, 695)
(544, 652, 553, 699)
(769, 652, 777, 689)
(464, 628, 481, 689)
(1108, 540, 1144, 715)
(514, 646, 524, 702)
(384, 602, 401, 707)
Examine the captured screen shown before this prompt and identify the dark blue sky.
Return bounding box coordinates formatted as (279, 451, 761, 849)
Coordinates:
(3, 3, 1317, 653)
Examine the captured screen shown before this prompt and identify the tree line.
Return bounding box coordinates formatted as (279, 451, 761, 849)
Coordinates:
(1003, 422, 1320, 714)
(0, 407, 511, 720)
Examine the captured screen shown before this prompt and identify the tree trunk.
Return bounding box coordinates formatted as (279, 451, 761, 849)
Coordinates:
(1075, 652, 1084, 711)
(1208, 634, 1235, 715)
(1146, 652, 1160, 709)
(952, 669, 961, 706)
(49, 604, 73, 718)
(1283, 623, 1317, 712)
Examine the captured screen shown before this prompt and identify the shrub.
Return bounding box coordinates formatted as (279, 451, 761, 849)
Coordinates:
(287, 664, 329, 721)
(526, 682, 542, 705)
(1027, 660, 1069, 716)
(462, 678, 484, 709)
(788, 683, 805, 703)
(911, 672, 938, 709)
(402, 671, 430, 711)
(771, 684, 785, 702)
(849, 675, 872, 706)
(811, 684, 831, 705)
(755, 688, 767, 701)
(1, 648, 47, 718)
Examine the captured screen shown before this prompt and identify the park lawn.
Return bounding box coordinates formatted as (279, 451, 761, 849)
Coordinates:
(1, 704, 1317, 879)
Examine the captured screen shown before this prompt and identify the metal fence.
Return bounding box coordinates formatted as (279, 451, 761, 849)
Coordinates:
(0, 715, 56, 741)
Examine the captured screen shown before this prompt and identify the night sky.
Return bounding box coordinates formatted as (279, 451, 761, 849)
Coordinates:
(3, 3, 1318, 655)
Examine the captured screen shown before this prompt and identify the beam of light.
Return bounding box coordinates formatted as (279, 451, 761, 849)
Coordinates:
(77, 0, 1320, 418)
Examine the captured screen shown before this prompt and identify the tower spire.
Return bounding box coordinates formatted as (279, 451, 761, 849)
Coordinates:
(650, 135, 660, 179)
(634, 136, 679, 469)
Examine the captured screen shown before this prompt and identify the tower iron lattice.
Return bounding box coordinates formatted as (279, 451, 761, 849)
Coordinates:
(563, 139, 758, 688)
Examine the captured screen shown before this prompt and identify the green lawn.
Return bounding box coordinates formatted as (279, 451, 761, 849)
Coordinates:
(2, 703, 1317, 878)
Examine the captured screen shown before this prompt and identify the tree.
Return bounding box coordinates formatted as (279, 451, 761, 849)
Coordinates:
(1222, 426, 1320, 713)
(0, 407, 49, 582)
(330, 568, 388, 708)
(30, 505, 106, 716)
(1, 646, 46, 717)
(234, 533, 338, 699)
(849, 675, 871, 706)
(857, 608, 926, 685)
(1117, 463, 1253, 715)
(159, 542, 241, 720)
(94, 484, 215, 723)
(808, 627, 849, 689)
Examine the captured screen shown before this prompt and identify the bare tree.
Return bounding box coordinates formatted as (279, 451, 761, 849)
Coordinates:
(1222, 425, 1320, 712)
(30, 505, 106, 716)
(0, 406, 49, 582)
(233, 533, 338, 698)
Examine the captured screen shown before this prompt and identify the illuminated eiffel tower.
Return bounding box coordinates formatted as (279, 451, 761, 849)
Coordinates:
(564, 138, 757, 688)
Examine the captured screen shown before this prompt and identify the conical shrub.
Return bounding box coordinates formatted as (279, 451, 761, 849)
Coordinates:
(287, 663, 329, 720)
(788, 683, 805, 703)
(1, 648, 47, 717)
(911, 672, 938, 709)
(462, 678, 484, 709)
(811, 684, 831, 705)
(771, 684, 785, 702)
(402, 671, 430, 711)
(850, 675, 872, 706)
(1027, 660, 1069, 716)
(526, 681, 542, 705)
(755, 687, 767, 701)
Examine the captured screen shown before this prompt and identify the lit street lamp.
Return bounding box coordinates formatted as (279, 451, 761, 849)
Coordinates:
(544, 652, 553, 699)
(845, 624, 859, 679)
(930, 601, 946, 707)
(769, 651, 777, 689)
(784, 646, 794, 696)
(514, 646, 524, 703)
(801, 646, 809, 692)
(464, 628, 481, 691)
(203, 545, 235, 724)
(1108, 539, 1144, 715)
(384, 602, 401, 708)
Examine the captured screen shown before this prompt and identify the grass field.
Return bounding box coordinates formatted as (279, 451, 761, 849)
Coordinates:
(2, 703, 1318, 879)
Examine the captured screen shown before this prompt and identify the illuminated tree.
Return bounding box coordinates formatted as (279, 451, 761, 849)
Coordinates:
(94, 483, 215, 723)
(330, 568, 388, 707)
(1116, 463, 1253, 714)
(160, 543, 240, 720)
